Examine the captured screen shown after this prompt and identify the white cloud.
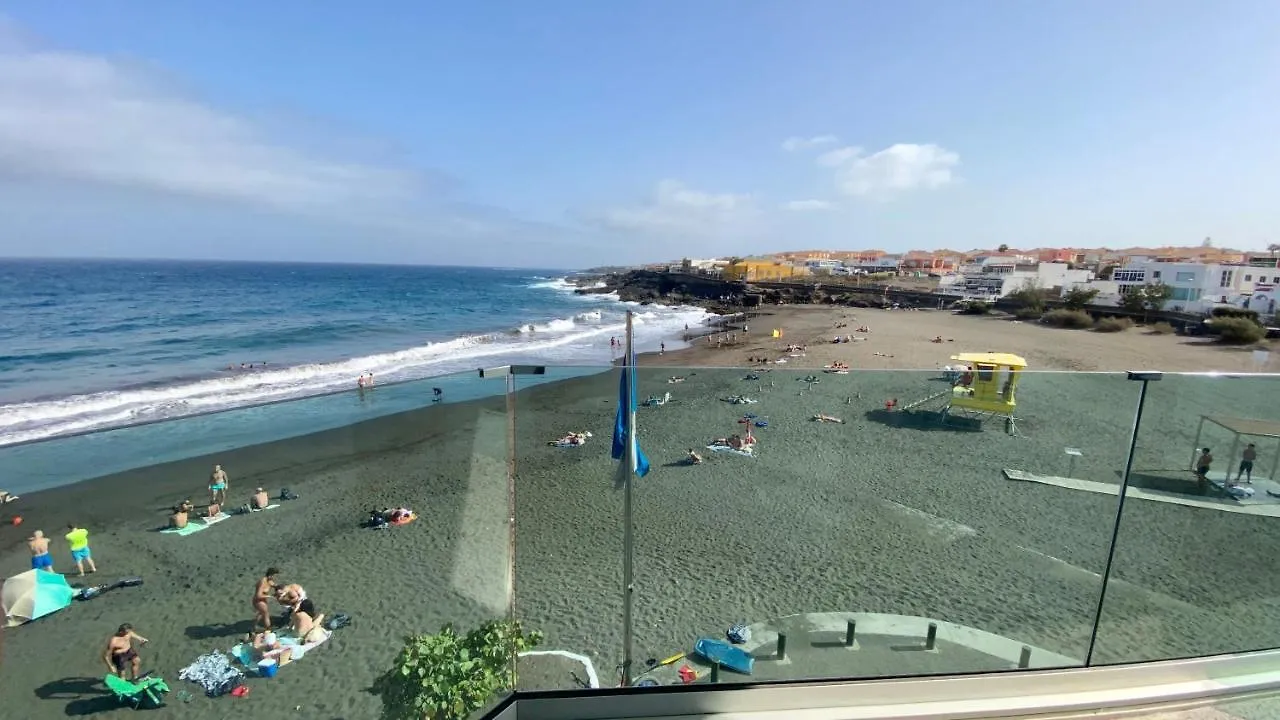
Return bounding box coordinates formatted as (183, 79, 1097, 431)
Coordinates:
(820, 143, 960, 198)
(783, 199, 832, 211)
(0, 29, 429, 219)
(781, 135, 838, 152)
(593, 179, 754, 234)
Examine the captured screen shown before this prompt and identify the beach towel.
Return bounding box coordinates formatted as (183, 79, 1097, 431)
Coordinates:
(249, 504, 281, 513)
(160, 523, 210, 536)
(178, 652, 243, 697)
(707, 445, 754, 457)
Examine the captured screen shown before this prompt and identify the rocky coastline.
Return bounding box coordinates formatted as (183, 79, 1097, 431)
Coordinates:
(570, 269, 950, 315)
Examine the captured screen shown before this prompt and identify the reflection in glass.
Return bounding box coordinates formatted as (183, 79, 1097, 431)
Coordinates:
(1094, 374, 1280, 663)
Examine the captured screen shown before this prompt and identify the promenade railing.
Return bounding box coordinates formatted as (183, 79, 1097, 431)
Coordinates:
(3, 366, 1280, 719)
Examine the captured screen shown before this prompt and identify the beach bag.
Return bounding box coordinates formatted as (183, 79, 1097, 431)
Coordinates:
(325, 613, 351, 631)
(726, 623, 750, 644)
(279, 488, 300, 501)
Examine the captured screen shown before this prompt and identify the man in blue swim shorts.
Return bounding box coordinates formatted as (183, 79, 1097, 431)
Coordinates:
(28, 530, 54, 571)
(209, 464, 229, 505)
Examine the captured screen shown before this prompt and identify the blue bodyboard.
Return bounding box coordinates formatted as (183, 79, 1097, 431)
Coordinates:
(694, 637, 754, 675)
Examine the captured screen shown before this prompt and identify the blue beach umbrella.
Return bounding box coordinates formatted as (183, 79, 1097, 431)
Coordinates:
(3, 569, 75, 627)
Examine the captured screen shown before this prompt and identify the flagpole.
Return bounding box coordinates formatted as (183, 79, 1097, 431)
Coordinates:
(620, 311, 636, 687)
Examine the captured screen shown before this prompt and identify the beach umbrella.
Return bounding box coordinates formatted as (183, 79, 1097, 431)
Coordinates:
(3, 569, 75, 627)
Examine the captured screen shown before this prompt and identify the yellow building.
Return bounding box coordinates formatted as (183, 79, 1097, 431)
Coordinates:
(723, 259, 809, 282)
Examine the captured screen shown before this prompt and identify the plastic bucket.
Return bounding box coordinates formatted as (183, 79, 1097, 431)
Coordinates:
(257, 658, 278, 678)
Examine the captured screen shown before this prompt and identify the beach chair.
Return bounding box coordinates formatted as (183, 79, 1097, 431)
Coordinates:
(104, 673, 170, 709)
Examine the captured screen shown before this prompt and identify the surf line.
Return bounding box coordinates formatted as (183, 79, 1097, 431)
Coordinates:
(518, 649, 600, 688)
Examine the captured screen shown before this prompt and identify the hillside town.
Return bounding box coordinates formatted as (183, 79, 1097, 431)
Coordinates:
(660, 243, 1280, 321)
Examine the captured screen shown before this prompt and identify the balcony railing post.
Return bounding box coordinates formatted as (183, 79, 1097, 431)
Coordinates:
(1085, 371, 1162, 666)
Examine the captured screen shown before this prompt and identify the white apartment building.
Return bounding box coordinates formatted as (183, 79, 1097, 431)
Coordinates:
(1110, 261, 1243, 314)
(938, 262, 1089, 301)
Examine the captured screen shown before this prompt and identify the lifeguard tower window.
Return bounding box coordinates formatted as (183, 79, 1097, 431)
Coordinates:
(976, 365, 995, 382)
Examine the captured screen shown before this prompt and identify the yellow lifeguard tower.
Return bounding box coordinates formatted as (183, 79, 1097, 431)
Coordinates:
(946, 352, 1026, 434)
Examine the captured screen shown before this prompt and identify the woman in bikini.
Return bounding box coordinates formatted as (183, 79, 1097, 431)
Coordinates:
(253, 568, 280, 631)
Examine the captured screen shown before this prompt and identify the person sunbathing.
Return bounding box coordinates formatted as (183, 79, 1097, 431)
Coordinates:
(667, 376, 686, 384)
(169, 506, 189, 529)
(251, 488, 270, 510)
(0, 490, 17, 504)
(290, 606, 328, 644)
(686, 449, 703, 465)
(205, 503, 221, 519)
(813, 414, 845, 423)
(246, 630, 295, 666)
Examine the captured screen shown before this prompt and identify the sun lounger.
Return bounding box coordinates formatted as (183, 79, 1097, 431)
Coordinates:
(104, 673, 170, 709)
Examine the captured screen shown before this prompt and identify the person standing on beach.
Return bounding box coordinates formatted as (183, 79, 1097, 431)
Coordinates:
(65, 523, 97, 575)
(254, 568, 280, 631)
(104, 623, 149, 680)
(1237, 444, 1258, 483)
(1194, 448, 1214, 492)
(209, 464, 229, 505)
(28, 530, 53, 571)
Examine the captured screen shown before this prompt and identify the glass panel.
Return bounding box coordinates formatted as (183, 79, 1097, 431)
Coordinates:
(1093, 373, 1280, 663)
(512, 365, 623, 691)
(0, 370, 519, 719)
(624, 366, 1137, 686)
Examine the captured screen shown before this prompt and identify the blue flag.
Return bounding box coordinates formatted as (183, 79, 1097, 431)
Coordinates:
(611, 344, 651, 477)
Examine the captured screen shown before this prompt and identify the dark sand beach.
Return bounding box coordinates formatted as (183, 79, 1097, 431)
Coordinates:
(2, 306, 1279, 718)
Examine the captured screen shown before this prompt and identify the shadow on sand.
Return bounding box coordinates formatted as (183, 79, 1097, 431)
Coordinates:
(1118, 469, 1208, 495)
(185, 618, 255, 640)
(863, 409, 982, 433)
(34, 676, 132, 716)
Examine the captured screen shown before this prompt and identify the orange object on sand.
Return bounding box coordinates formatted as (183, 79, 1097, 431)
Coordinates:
(11, 516, 21, 526)
(677, 665, 697, 684)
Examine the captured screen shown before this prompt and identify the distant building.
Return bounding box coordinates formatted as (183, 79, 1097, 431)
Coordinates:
(1109, 261, 1242, 313)
(723, 258, 810, 282)
(939, 262, 1089, 302)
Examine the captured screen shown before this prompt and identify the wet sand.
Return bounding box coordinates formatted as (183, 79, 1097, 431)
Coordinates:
(2, 305, 1279, 718)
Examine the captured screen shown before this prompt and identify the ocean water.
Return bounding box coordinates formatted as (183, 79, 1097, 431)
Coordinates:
(0, 259, 712, 452)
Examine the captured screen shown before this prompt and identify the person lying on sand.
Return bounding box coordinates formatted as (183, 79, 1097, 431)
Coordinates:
(549, 431, 591, 446)
(289, 603, 328, 644)
(813, 414, 845, 423)
(0, 489, 17, 504)
(254, 568, 280, 631)
(251, 488, 270, 510)
(687, 449, 703, 465)
(246, 630, 294, 666)
(667, 376, 686, 384)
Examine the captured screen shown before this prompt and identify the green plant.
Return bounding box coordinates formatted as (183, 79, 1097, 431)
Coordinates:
(1006, 280, 1045, 312)
(1212, 317, 1267, 345)
(1146, 321, 1176, 335)
(1013, 307, 1043, 320)
(1094, 317, 1133, 333)
(959, 301, 991, 315)
(374, 620, 543, 720)
(1061, 286, 1099, 311)
(1042, 309, 1093, 329)
(1211, 306, 1260, 322)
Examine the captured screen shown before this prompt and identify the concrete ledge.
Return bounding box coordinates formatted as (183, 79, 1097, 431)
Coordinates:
(1003, 469, 1280, 518)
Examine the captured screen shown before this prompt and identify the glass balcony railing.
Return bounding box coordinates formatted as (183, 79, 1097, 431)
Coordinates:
(2, 365, 1279, 719)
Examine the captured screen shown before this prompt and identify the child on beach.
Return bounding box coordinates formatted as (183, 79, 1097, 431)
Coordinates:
(65, 524, 97, 575)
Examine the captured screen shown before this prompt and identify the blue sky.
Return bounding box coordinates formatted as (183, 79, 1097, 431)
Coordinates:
(0, 1, 1277, 267)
